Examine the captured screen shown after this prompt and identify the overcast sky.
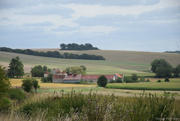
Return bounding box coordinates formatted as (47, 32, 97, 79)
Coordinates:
(0, 0, 180, 52)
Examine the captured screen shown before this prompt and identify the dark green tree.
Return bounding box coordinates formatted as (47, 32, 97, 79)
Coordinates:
(155, 67, 172, 78)
(47, 73, 53, 82)
(97, 75, 108, 87)
(32, 79, 40, 93)
(31, 65, 47, 77)
(151, 59, 172, 73)
(22, 79, 33, 93)
(131, 73, 138, 82)
(8, 56, 24, 78)
(0, 65, 10, 99)
(60, 43, 67, 50)
(173, 64, 180, 77)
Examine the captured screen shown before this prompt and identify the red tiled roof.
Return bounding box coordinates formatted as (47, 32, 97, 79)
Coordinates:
(44, 71, 49, 74)
(53, 75, 65, 79)
(63, 74, 82, 80)
(82, 75, 114, 80)
(115, 73, 123, 78)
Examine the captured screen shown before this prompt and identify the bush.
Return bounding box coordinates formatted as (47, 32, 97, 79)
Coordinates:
(124, 77, 134, 83)
(116, 77, 123, 83)
(97, 75, 108, 87)
(8, 88, 25, 100)
(140, 77, 145, 82)
(146, 79, 150, 82)
(22, 79, 33, 93)
(109, 80, 116, 83)
(165, 77, 170, 82)
(157, 80, 161, 82)
(0, 98, 10, 110)
(41, 77, 48, 83)
(19, 91, 178, 121)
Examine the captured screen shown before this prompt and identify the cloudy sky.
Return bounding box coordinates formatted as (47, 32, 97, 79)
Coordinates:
(0, 0, 180, 52)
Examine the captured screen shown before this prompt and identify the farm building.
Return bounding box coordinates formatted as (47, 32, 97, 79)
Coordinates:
(52, 75, 65, 83)
(81, 74, 124, 82)
(63, 73, 82, 83)
(44, 71, 49, 77)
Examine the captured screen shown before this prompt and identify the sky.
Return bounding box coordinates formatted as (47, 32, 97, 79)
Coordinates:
(0, 0, 180, 52)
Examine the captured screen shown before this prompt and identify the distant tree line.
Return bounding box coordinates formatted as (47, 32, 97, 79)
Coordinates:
(164, 51, 180, 54)
(0, 47, 105, 60)
(60, 43, 99, 50)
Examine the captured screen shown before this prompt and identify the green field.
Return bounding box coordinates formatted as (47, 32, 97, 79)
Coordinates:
(0, 49, 179, 75)
(106, 78, 180, 91)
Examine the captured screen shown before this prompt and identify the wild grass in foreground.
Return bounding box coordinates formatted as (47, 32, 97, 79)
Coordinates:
(0, 91, 179, 121)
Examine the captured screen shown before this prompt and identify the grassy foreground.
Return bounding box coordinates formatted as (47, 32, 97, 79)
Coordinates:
(106, 78, 180, 91)
(1, 91, 179, 121)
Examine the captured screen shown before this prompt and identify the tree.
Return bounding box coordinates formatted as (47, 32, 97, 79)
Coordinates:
(155, 67, 172, 78)
(60, 43, 67, 50)
(0, 65, 10, 99)
(151, 59, 172, 73)
(22, 79, 33, 93)
(32, 79, 40, 93)
(47, 73, 53, 82)
(8, 56, 24, 78)
(164, 77, 169, 82)
(97, 75, 108, 87)
(131, 73, 138, 82)
(173, 64, 180, 77)
(31, 65, 48, 77)
(66, 66, 86, 75)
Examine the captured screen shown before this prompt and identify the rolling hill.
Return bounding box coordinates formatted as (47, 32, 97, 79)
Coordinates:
(0, 49, 179, 76)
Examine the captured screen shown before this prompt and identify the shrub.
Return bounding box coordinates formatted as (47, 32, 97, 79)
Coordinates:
(165, 77, 170, 82)
(124, 77, 134, 83)
(140, 77, 145, 82)
(19, 91, 178, 121)
(157, 80, 161, 82)
(8, 88, 25, 100)
(22, 79, 33, 93)
(0, 98, 10, 111)
(146, 79, 150, 82)
(116, 77, 123, 83)
(109, 80, 116, 83)
(97, 75, 107, 87)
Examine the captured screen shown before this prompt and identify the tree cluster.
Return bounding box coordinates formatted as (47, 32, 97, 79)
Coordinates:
(31, 65, 50, 77)
(0, 47, 105, 60)
(22, 78, 40, 93)
(60, 43, 99, 50)
(66, 65, 86, 75)
(151, 59, 180, 78)
(8, 56, 24, 78)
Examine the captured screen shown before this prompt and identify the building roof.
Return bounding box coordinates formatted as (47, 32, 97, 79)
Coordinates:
(82, 75, 114, 80)
(53, 75, 65, 79)
(115, 73, 123, 78)
(63, 74, 82, 80)
(44, 71, 49, 74)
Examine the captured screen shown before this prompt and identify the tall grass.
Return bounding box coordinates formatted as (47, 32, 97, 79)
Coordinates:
(9, 90, 178, 121)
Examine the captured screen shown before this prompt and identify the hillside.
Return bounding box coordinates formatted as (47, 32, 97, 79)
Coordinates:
(0, 49, 180, 75)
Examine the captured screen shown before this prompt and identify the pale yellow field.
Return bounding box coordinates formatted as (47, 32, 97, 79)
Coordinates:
(10, 79, 96, 88)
